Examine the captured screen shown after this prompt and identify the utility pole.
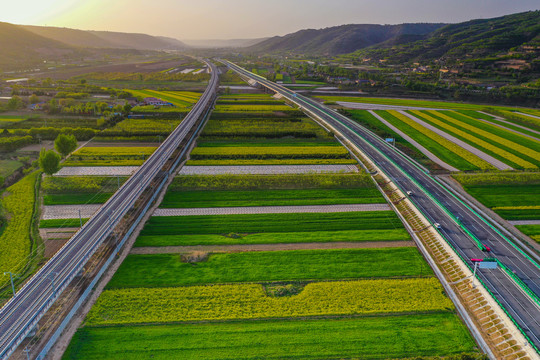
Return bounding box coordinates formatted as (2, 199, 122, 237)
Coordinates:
(23, 347, 30, 360)
(3, 272, 17, 296)
(472, 261, 479, 288)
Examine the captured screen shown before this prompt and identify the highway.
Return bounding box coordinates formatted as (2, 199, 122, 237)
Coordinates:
(222, 59, 540, 351)
(0, 60, 218, 360)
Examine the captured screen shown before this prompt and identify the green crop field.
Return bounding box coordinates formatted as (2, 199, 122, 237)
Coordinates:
(2, 117, 101, 130)
(44, 193, 113, 205)
(376, 111, 493, 170)
(87, 278, 452, 325)
(64, 146, 156, 166)
(0, 115, 28, 121)
(160, 188, 384, 208)
(186, 158, 358, 165)
(170, 173, 370, 191)
(516, 225, 540, 243)
(40, 218, 89, 228)
(64, 314, 476, 360)
(216, 95, 283, 105)
(42, 176, 128, 193)
(189, 145, 351, 161)
(106, 248, 432, 289)
(0, 172, 39, 284)
(0, 159, 24, 178)
(214, 104, 295, 112)
(453, 172, 540, 186)
(186, 142, 356, 165)
(219, 94, 277, 100)
(98, 118, 181, 140)
(140, 211, 403, 236)
(492, 207, 540, 220)
(0, 116, 29, 128)
(134, 228, 411, 247)
(453, 173, 540, 220)
(200, 117, 333, 140)
(199, 140, 337, 146)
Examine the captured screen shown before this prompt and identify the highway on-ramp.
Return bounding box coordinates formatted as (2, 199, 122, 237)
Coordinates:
(0, 60, 218, 360)
(222, 59, 540, 351)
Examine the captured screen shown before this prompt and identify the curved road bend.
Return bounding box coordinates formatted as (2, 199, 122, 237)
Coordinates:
(0, 61, 218, 360)
(222, 60, 540, 350)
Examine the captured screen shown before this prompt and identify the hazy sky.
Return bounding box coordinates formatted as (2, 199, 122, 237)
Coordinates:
(3, 0, 539, 40)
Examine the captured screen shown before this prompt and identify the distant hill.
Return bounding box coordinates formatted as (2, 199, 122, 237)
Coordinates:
(23, 25, 187, 50)
(247, 23, 445, 55)
(183, 38, 268, 48)
(0, 22, 79, 71)
(0, 22, 189, 72)
(352, 11, 540, 63)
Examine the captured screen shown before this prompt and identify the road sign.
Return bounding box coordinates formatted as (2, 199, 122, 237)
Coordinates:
(479, 260, 498, 269)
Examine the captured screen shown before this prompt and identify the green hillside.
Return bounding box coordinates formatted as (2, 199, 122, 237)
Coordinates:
(351, 11, 540, 64)
(0, 22, 79, 72)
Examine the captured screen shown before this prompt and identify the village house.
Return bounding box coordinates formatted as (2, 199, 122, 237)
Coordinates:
(142, 97, 174, 106)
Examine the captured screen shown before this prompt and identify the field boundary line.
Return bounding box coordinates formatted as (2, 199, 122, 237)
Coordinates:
(152, 204, 390, 216)
(397, 110, 513, 170)
(130, 241, 416, 254)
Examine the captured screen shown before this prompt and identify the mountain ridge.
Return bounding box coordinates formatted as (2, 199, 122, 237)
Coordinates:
(246, 23, 446, 55)
(22, 25, 187, 50)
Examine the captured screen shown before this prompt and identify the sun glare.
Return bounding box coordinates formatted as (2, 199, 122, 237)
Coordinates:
(2, 0, 81, 26)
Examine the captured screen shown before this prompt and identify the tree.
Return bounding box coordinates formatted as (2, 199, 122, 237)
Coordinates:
(54, 134, 78, 157)
(29, 94, 40, 104)
(7, 96, 24, 110)
(47, 98, 60, 114)
(123, 103, 132, 114)
(39, 149, 61, 175)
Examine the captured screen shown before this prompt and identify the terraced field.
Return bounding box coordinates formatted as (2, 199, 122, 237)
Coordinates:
(63, 90, 480, 360)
